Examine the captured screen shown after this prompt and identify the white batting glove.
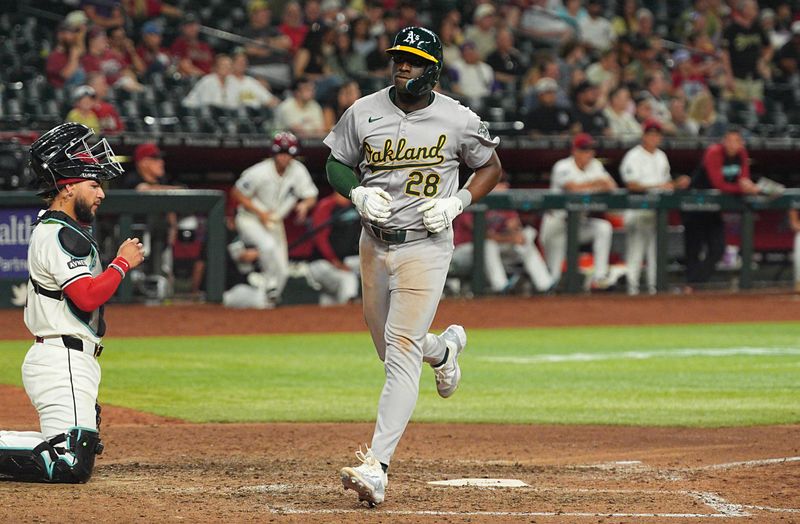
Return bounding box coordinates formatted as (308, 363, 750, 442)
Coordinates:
(419, 197, 463, 234)
(350, 186, 393, 224)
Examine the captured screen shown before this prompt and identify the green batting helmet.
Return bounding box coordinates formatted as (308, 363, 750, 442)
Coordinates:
(386, 26, 443, 97)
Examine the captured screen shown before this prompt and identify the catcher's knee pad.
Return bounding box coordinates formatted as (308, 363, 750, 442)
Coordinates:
(0, 428, 103, 483)
(56, 427, 103, 483)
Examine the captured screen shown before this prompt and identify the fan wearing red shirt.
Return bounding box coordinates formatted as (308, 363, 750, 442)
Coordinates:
(80, 26, 127, 86)
(136, 20, 172, 75)
(87, 73, 124, 134)
(681, 127, 760, 287)
(46, 21, 87, 89)
(170, 13, 215, 77)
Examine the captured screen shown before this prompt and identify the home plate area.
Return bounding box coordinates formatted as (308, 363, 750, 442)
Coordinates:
(263, 456, 800, 520)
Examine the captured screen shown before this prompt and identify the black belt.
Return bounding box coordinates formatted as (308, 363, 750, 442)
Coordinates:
(368, 224, 431, 244)
(35, 335, 103, 358)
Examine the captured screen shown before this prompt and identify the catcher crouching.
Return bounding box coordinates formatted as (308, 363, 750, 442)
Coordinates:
(0, 123, 145, 483)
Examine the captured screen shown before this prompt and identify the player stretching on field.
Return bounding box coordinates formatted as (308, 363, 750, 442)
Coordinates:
(0, 123, 144, 483)
(324, 26, 502, 506)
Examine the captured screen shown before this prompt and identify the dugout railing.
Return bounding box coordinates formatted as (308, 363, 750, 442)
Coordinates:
(0, 190, 227, 304)
(472, 189, 800, 295)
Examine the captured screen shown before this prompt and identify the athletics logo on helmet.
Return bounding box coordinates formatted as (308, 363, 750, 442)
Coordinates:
(270, 131, 300, 156)
(29, 122, 123, 197)
(386, 26, 443, 97)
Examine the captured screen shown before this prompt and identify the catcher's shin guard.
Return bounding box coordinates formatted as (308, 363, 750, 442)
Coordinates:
(0, 448, 48, 481)
(0, 428, 103, 483)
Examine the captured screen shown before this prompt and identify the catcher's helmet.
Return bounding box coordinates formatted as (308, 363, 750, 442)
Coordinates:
(270, 131, 300, 156)
(29, 122, 123, 196)
(386, 26, 443, 97)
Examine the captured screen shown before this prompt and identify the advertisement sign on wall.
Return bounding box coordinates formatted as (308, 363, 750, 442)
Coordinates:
(0, 209, 38, 307)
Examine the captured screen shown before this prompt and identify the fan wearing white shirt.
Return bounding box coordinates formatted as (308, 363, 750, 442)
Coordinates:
(579, 0, 615, 52)
(182, 54, 233, 109)
(229, 51, 280, 109)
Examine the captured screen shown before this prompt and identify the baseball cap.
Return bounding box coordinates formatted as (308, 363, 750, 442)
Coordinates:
(72, 85, 96, 103)
(572, 80, 595, 98)
(141, 20, 163, 35)
(134, 143, 163, 163)
(182, 12, 201, 25)
(643, 119, 663, 134)
(572, 133, 597, 150)
(672, 48, 691, 64)
(535, 77, 559, 94)
(248, 0, 269, 13)
(321, 0, 342, 12)
(473, 4, 496, 22)
(65, 10, 88, 28)
(460, 40, 477, 51)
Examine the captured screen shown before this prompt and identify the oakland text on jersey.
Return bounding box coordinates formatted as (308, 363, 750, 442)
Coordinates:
(364, 135, 447, 171)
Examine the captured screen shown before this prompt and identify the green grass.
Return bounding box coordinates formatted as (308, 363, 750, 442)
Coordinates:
(1, 322, 798, 426)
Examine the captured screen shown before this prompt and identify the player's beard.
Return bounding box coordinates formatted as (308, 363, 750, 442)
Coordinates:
(395, 80, 426, 104)
(74, 195, 96, 223)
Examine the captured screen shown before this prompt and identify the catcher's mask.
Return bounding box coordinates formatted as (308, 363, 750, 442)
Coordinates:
(386, 26, 443, 97)
(270, 131, 300, 156)
(29, 122, 123, 197)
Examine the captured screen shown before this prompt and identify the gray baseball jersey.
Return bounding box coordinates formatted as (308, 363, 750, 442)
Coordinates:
(324, 86, 499, 230)
(325, 87, 499, 469)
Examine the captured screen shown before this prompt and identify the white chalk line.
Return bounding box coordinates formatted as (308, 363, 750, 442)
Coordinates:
(742, 505, 800, 514)
(689, 492, 748, 517)
(267, 490, 800, 518)
(694, 455, 800, 471)
(267, 507, 737, 518)
(478, 347, 800, 364)
(268, 490, 752, 518)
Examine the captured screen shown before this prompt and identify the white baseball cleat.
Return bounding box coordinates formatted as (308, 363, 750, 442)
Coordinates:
(340, 446, 388, 507)
(434, 324, 467, 398)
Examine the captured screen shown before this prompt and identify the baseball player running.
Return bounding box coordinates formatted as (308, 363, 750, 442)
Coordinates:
(620, 120, 690, 295)
(0, 123, 145, 483)
(324, 26, 502, 506)
(231, 131, 318, 304)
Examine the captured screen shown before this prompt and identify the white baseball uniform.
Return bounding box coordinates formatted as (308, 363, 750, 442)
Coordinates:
(539, 156, 614, 285)
(0, 212, 103, 452)
(452, 212, 553, 293)
(620, 144, 671, 295)
(234, 157, 318, 298)
(324, 86, 498, 465)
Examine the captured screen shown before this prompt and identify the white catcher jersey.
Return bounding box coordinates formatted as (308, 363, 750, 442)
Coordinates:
(547, 156, 613, 221)
(235, 158, 319, 220)
(324, 87, 499, 231)
(24, 214, 103, 343)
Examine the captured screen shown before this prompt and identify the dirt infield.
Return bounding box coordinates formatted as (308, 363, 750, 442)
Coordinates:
(1, 293, 799, 522)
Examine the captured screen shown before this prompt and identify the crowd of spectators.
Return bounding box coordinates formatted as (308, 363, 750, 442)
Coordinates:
(4, 1, 800, 301)
(2, 0, 793, 141)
